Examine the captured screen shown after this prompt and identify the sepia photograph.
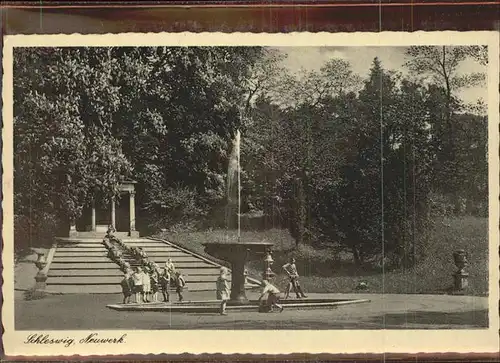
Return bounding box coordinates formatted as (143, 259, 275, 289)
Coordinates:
(2, 32, 499, 355)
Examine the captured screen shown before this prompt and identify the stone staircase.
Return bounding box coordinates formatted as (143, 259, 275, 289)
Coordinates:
(46, 237, 258, 294)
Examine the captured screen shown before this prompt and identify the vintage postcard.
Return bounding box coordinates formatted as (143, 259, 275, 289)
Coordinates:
(2, 31, 499, 356)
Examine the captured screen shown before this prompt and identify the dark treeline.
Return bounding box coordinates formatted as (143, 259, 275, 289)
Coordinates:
(13, 46, 488, 268)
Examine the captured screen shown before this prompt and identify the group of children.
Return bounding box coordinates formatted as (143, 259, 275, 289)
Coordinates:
(121, 255, 306, 316)
(120, 258, 186, 304)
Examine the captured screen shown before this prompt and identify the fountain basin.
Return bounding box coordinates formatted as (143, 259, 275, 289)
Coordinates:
(107, 297, 371, 313)
(203, 241, 273, 305)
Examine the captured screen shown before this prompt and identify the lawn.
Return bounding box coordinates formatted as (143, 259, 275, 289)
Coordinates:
(155, 216, 489, 296)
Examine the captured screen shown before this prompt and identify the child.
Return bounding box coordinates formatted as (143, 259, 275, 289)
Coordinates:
(106, 224, 116, 238)
(142, 267, 152, 303)
(159, 268, 170, 303)
(258, 279, 283, 313)
(165, 259, 176, 283)
(216, 267, 230, 315)
(174, 271, 186, 302)
(132, 267, 145, 304)
(282, 257, 307, 299)
(120, 271, 133, 304)
(150, 269, 159, 303)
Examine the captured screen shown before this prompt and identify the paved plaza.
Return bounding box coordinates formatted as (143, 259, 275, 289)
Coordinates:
(15, 291, 488, 330)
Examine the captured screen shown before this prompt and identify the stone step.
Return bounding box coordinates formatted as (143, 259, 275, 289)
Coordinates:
(57, 243, 106, 249)
(55, 251, 109, 257)
(130, 251, 192, 257)
(57, 238, 151, 245)
(56, 238, 103, 244)
(48, 269, 125, 277)
(52, 255, 204, 263)
(47, 276, 123, 284)
(56, 246, 182, 253)
(54, 250, 191, 257)
(52, 256, 114, 263)
(47, 275, 227, 285)
(45, 285, 124, 294)
(124, 244, 178, 248)
(50, 262, 119, 269)
(45, 281, 221, 293)
(49, 260, 216, 269)
(57, 243, 182, 252)
(125, 246, 183, 251)
(55, 250, 108, 255)
(127, 260, 214, 267)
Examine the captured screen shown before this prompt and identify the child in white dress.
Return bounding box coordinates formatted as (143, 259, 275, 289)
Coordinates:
(142, 268, 151, 303)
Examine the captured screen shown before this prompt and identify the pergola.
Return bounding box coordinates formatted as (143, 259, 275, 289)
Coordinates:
(69, 180, 138, 237)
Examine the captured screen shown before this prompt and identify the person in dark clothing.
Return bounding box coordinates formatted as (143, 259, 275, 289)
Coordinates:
(159, 268, 170, 303)
(120, 271, 133, 304)
(174, 271, 186, 302)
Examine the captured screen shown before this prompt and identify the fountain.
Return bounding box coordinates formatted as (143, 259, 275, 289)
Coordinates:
(108, 128, 372, 313)
(203, 129, 274, 305)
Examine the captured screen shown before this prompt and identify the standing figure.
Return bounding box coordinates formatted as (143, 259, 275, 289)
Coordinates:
(258, 280, 283, 313)
(282, 257, 307, 299)
(120, 271, 133, 304)
(159, 268, 170, 302)
(106, 224, 116, 238)
(174, 271, 186, 302)
(150, 269, 160, 302)
(142, 267, 152, 303)
(165, 258, 176, 284)
(216, 267, 230, 315)
(132, 267, 145, 304)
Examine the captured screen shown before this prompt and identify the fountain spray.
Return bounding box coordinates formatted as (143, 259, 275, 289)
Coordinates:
(236, 129, 241, 243)
(227, 129, 241, 242)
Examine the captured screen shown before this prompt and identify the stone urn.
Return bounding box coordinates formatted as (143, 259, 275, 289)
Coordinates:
(263, 249, 276, 281)
(453, 249, 468, 274)
(34, 252, 47, 271)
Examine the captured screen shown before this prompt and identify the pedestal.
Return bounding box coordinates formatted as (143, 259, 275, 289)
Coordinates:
(228, 252, 249, 306)
(203, 241, 273, 307)
(34, 272, 48, 291)
(453, 271, 469, 290)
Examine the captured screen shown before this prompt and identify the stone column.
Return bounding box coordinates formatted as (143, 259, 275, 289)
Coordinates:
(111, 197, 116, 229)
(91, 200, 96, 231)
(69, 219, 77, 237)
(129, 190, 136, 234)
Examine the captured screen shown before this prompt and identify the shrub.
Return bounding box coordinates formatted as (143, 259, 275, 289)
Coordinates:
(14, 213, 60, 257)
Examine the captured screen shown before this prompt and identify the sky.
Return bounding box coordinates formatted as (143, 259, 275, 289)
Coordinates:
(275, 46, 487, 106)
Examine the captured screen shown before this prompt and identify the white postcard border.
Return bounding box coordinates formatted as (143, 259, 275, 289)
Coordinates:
(2, 31, 499, 356)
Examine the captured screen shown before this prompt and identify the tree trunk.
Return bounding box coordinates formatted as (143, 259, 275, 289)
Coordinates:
(352, 246, 362, 266)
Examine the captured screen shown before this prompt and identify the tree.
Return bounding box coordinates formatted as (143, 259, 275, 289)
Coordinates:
(404, 46, 485, 156)
(276, 58, 362, 108)
(14, 47, 131, 235)
(13, 46, 268, 246)
(404, 45, 488, 210)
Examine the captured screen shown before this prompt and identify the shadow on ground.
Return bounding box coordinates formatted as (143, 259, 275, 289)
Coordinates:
(366, 310, 488, 329)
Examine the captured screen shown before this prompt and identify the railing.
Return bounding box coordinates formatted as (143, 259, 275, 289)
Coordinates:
(33, 242, 58, 292)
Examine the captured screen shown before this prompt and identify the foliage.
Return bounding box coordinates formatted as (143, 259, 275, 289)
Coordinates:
(14, 46, 488, 271)
(14, 46, 266, 244)
(14, 47, 131, 229)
